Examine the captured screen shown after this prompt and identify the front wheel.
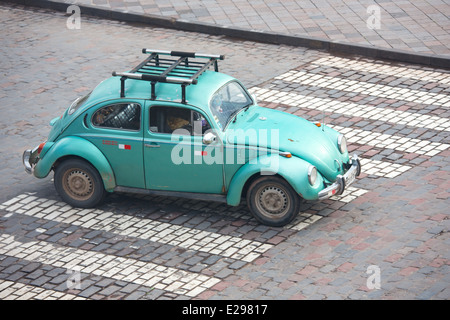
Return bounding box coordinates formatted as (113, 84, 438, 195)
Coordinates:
(54, 159, 106, 208)
(246, 176, 301, 227)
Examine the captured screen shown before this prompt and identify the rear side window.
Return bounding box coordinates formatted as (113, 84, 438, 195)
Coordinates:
(92, 103, 141, 131)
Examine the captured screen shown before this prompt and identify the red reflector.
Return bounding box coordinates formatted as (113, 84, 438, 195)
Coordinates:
(332, 189, 336, 195)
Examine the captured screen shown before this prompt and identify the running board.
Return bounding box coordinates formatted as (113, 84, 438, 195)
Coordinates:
(114, 186, 228, 203)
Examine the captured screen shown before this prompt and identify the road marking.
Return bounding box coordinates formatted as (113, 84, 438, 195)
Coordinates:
(331, 186, 368, 203)
(287, 185, 370, 231)
(330, 125, 449, 157)
(289, 213, 323, 231)
(313, 56, 450, 86)
(0, 194, 273, 262)
(360, 158, 411, 178)
(0, 233, 220, 298)
(0, 280, 86, 300)
(250, 87, 450, 132)
(288, 187, 368, 230)
(274, 70, 450, 107)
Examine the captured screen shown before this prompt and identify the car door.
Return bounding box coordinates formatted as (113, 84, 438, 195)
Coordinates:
(143, 101, 224, 194)
(82, 99, 145, 189)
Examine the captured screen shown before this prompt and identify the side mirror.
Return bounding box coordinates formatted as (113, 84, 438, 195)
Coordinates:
(203, 132, 217, 145)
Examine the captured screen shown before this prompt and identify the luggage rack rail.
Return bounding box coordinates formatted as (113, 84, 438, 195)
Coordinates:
(112, 49, 225, 104)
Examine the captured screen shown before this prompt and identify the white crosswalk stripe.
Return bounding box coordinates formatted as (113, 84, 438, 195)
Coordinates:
(274, 70, 450, 107)
(313, 56, 450, 86)
(0, 280, 86, 300)
(330, 125, 449, 157)
(0, 233, 221, 297)
(331, 186, 368, 203)
(360, 158, 411, 178)
(250, 87, 450, 132)
(0, 194, 273, 263)
(289, 213, 323, 231)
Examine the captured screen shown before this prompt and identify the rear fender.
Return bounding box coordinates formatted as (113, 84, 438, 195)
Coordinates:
(34, 136, 116, 191)
(226, 154, 324, 206)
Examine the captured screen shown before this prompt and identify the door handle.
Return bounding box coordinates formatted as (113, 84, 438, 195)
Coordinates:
(145, 143, 160, 148)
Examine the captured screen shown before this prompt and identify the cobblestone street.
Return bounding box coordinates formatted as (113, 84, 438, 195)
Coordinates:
(0, 3, 449, 300)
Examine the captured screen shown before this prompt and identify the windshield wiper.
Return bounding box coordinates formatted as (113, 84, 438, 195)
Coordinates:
(226, 108, 243, 125)
(232, 103, 254, 123)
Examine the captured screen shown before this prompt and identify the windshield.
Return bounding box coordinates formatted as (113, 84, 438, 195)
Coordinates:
(210, 81, 253, 130)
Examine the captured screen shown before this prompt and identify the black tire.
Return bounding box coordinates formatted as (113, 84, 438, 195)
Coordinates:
(246, 176, 301, 227)
(54, 158, 106, 208)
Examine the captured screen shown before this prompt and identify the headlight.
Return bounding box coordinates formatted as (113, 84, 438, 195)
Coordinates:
(338, 134, 347, 154)
(308, 166, 317, 186)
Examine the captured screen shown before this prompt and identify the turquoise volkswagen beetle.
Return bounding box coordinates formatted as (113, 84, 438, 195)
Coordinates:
(23, 49, 361, 227)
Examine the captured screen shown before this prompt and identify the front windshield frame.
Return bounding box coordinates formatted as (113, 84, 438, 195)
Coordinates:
(209, 81, 253, 131)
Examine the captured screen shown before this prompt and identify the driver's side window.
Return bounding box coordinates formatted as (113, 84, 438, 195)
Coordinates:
(149, 106, 211, 135)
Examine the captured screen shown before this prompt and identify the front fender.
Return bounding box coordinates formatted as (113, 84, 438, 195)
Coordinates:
(34, 136, 116, 191)
(226, 154, 324, 206)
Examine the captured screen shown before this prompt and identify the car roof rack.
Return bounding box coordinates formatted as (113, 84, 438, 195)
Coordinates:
(112, 49, 225, 104)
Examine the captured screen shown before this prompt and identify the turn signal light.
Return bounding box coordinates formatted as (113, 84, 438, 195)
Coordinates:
(279, 152, 292, 158)
(37, 142, 46, 155)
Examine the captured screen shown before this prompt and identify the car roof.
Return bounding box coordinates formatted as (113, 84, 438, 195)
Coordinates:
(83, 70, 237, 112)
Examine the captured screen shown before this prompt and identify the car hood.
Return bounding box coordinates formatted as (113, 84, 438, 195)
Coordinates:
(225, 106, 348, 181)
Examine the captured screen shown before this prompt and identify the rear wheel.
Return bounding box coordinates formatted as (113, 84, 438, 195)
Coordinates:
(54, 159, 106, 208)
(246, 176, 301, 227)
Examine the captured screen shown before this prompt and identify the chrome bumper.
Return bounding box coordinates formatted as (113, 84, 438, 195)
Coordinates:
(23, 146, 39, 174)
(23, 149, 33, 174)
(318, 154, 361, 200)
